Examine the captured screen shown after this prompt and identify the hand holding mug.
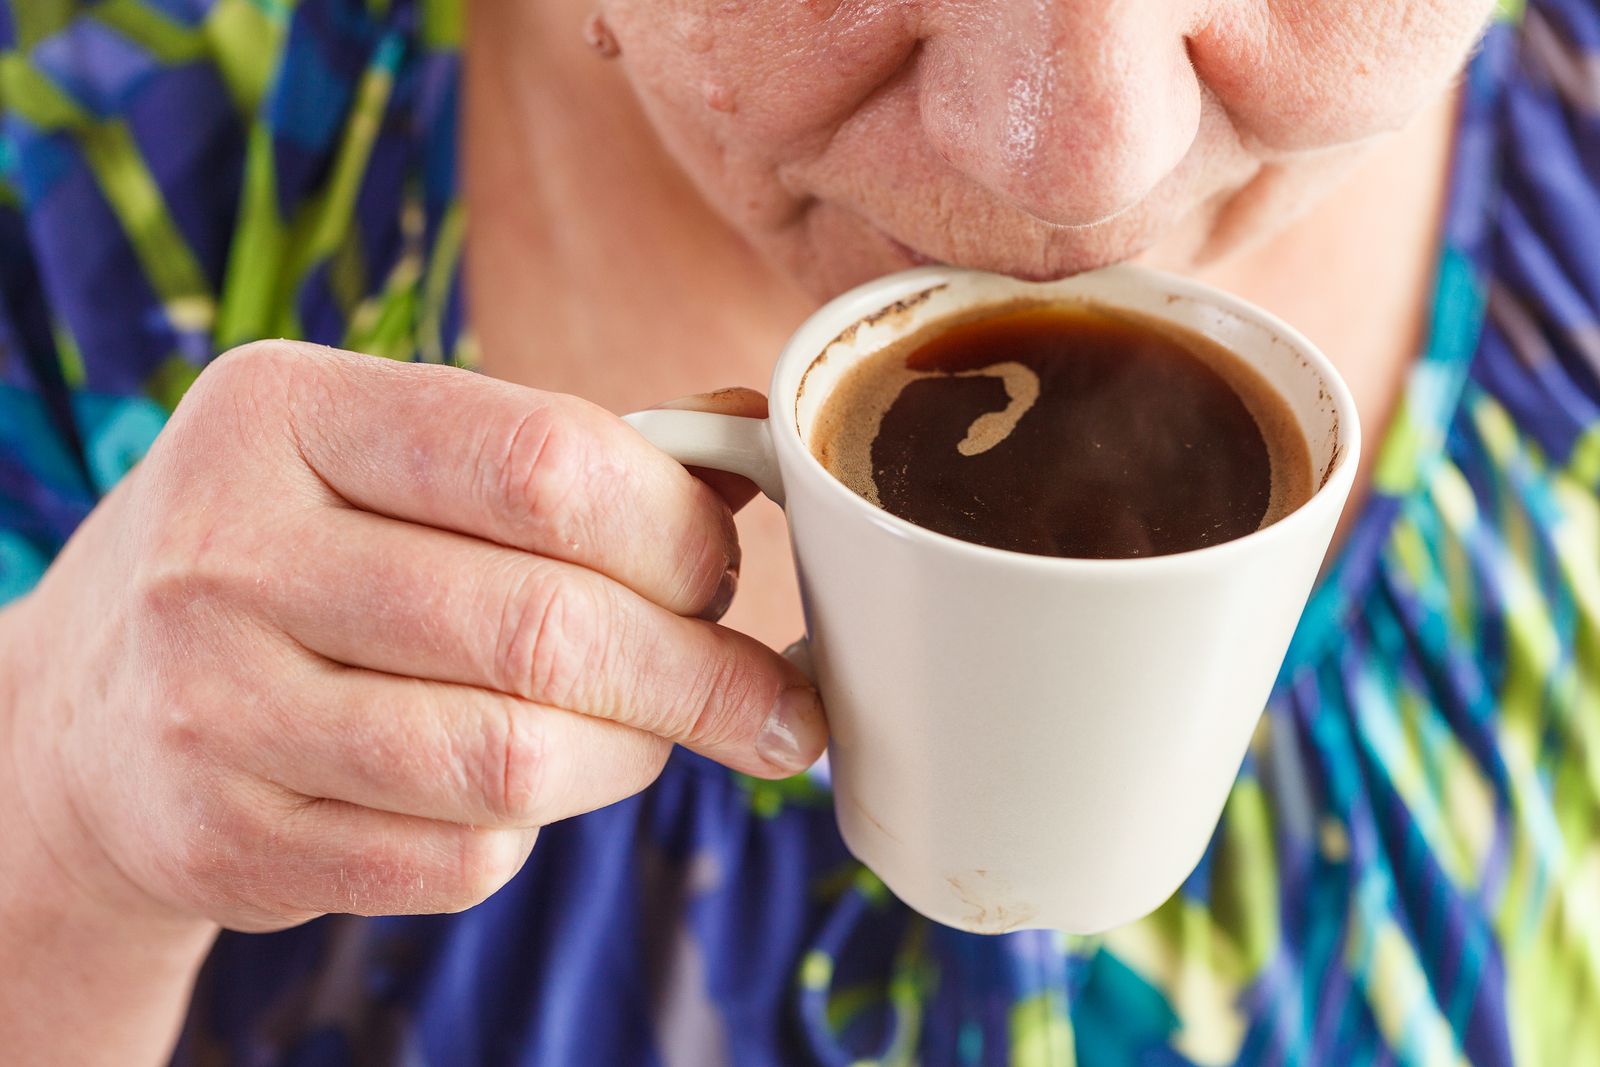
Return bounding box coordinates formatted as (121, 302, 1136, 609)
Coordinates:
(1, 343, 823, 937)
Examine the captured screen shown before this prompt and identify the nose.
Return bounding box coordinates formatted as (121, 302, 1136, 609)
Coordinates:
(917, 2, 1204, 227)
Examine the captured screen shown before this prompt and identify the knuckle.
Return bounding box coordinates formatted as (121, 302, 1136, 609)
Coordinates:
(188, 340, 337, 459)
(127, 476, 285, 640)
(681, 646, 763, 748)
(207, 338, 302, 384)
(480, 702, 547, 826)
(674, 495, 739, 612)
(494, 565, 604, 706)
(190, 341, 303, 420)
(331, 840, 425, 915)
(443, 831, 526, 912)
(164, 792, 270, 909)
(131, 536, 233, 622)
(154, 698, 211, 764)
(486, 401, 586, 541)
(127, 527, 258, 670)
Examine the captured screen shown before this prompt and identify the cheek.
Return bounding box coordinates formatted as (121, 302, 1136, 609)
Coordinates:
(1190, 0, 1494, 151)
(604, 0, 918, 169)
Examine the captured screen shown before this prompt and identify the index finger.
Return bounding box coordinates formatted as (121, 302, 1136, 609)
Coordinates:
(221, 340, 742, 617)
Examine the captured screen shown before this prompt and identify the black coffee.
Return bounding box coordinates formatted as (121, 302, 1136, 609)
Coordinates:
(810, 302, 1311, 559)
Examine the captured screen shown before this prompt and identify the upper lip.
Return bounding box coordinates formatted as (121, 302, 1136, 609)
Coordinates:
(883, 232, 1127, 282)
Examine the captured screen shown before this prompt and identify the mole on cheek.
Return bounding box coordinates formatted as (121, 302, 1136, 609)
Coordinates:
(702, 80, 736, 113)
(582, 13, 621, 58)
(678, 12, 715, 53)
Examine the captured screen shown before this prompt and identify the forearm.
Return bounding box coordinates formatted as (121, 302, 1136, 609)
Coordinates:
(1, 595, 217, 1066)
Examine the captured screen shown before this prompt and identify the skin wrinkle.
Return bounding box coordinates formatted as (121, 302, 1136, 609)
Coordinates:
(598, 0, 1492, 293)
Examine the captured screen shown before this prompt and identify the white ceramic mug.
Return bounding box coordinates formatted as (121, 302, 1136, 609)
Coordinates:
(623, 265, 1359, 935)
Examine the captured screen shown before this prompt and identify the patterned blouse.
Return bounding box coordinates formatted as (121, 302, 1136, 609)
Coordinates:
(2, 0, 1598, 1064)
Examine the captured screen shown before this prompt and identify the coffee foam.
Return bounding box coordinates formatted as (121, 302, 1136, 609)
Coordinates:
(810, 299, 1312, 534)
(812, 299, 1044, 508)
(954, 362, 1040, 456)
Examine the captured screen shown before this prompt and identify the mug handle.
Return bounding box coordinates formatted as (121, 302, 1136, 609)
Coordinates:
(622, 409, 785, 506)
(623, 409, 813, 678)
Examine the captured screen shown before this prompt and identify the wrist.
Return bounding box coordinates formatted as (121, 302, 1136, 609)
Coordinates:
(1, 593, 212, 939)
(0, 837, 216, 1066)
(1, 594, 216, 1065)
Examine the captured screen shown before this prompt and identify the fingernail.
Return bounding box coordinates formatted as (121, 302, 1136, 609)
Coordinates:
(653, 394, 714, 411)
(653, 391, 743, 411)
(756, 687, 826, 773)
(651, 388, 767, 416)
(698, 566, 739, 622)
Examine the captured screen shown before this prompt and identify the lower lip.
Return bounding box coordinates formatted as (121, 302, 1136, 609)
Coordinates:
(885, 235, 946, 269)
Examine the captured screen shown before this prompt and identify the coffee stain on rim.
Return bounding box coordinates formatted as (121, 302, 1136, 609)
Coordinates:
(1321, 407, 1342, 489)
(795, 283, 949, 426)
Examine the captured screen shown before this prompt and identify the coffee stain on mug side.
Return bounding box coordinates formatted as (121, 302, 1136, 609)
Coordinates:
(856, 801, 901, 844)
(944, 871, 1039, 934)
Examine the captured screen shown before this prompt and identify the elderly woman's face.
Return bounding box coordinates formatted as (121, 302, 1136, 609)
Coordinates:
(599, 0, 1495, 296)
